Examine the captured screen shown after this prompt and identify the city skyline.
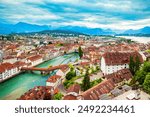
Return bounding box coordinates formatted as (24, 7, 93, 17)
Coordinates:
(0, 0, 150, 31)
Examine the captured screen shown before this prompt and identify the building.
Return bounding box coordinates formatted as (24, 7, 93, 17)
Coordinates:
(56, 65, 69, 77)
(81, 80, 115, 100)
(63, 84, 81, 100)
(14, 61, 27, 70)
(46, 75, 62, 89)
(18, 86, 59, 100)
(100, 51, 143, 75)
(104, 69, 133, 86)
(26, 55, 43, 67)
(67, 84, 81, 96)
(0, 62, 19, 81)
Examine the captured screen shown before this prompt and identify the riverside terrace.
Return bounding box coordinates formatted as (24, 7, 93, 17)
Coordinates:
(21, 64, 68, 75)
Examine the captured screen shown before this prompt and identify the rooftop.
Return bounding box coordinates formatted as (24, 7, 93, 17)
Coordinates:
(46, 75, 61, 83)
(113, 90, 150, 100)
(104, 69, 133, 84)
(103, 51, 143, 65)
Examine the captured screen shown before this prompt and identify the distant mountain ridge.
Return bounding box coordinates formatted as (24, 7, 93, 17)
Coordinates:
(123, 26, 150, 34)
(0, 22, 51, 34)
(0, 22, 150, 35)
(58, 26, 115, 35)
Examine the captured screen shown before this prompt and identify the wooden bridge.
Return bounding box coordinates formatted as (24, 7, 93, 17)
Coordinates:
(21, 64, 68, 75)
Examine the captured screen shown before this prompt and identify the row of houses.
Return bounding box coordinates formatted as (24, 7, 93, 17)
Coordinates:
(63, 68, 133, 100)
(81, 68, 133, 100)
(18, 86, 59, 100)
(0, 54, 44, 82)
(0, 63, 20, 82)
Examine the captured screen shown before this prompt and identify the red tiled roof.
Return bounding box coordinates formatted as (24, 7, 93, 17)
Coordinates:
(60, 65, 69, 73)
(67, 84, 81, 94)
(46, 75, 61, 83)
(14, 61, 26, 67)
(0, 62, 16, 73)
(18, 86, 56, 100)
(81, 80, 115, 100)
(103, 51, 143, 65)
(27, 55, 42, 62)
(104, 69, 133, 84)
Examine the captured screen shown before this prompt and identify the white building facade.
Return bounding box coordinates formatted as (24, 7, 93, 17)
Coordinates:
(100, 52, 142, 75)
(46, 75, 62, 89)
(101, 57, 129, 75)
(0, 63, 20, 82)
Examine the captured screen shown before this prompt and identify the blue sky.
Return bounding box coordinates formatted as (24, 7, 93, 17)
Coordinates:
(0, 0, 150, 30)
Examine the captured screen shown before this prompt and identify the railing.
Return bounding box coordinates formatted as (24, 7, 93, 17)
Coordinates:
(21, 64, 68, 72)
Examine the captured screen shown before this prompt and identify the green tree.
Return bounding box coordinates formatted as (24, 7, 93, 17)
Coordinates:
(53, 93, 63, 100)
(96, 65, 100, 70)
(65, 68, 76, 80)
(132, 62, 150, 85)
(129, 56, 141, 75)
(143, 74, 150, 94)
(82, 69, 90, 91)
(142, 62, 150, 73)
(129, 56, 135, 75)
(63, 80, 74, 89)
(135, 56, 141, 71)
(48, 41, 52, 44)
(90, 78, 102, 87)
(134, 70, 146, 85)
(78, 46, 83, 59)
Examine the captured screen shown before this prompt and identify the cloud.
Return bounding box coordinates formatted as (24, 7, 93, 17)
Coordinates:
(0, 0, 150, 30)
(0, 0, 61, 24)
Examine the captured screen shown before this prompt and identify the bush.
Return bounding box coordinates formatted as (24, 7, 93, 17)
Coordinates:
(63, 80, 74, 89)
(90, 79, 102, 87)
(53, 93, 63, 100)
(143, 74, 150, 94)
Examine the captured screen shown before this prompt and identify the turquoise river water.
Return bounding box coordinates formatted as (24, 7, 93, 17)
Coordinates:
(0, 53, 79, 100)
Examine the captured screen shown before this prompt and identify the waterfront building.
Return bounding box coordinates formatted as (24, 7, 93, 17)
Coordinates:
(26, 55, 43, 67)
(100, 51, 143, 75)
(0, 62, 19, 81)
(56, 65, 69, 77)
(46, 75, 62, 89)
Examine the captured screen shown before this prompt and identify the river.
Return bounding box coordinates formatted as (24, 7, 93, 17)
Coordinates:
(0, 53, 79, 100)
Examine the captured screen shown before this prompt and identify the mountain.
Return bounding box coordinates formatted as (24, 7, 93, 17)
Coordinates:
(140, 26, 150, 34)
(13, 22, 51, 33)
(0, 23, 13, 34)
(0, 22, 51, 34)
(123, 26, 150, 34)
(1, 22, 149, 35)
(58, 26, 115, 35)
(0, 22, 115, 35)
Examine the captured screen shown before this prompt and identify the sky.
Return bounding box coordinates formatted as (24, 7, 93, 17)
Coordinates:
(0, 0, 150, 30)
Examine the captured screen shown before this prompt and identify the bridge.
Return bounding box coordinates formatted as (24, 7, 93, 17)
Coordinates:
(21, 64, 68, 75)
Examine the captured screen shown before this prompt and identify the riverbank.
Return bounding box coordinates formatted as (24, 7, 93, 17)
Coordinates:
(0, 52, 78, 83)
(0, 53, 79, 100)
(117, 36, 150, 43)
